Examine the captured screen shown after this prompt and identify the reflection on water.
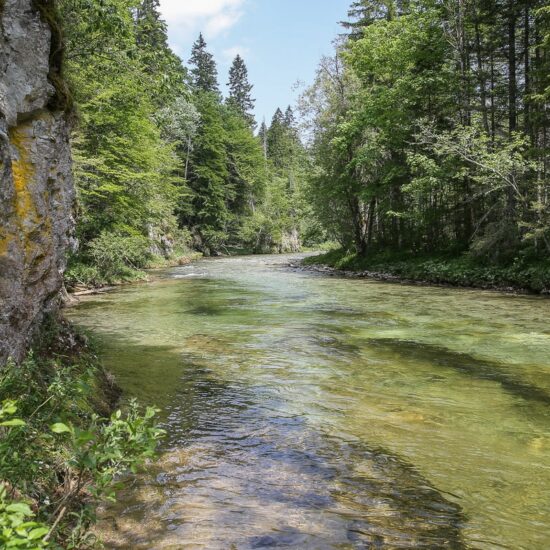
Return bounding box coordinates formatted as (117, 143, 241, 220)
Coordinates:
(98, 365, 463, 549)
(67, 254, 550, 549)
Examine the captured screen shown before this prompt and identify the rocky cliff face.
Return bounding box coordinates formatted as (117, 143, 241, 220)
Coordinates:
(0, 0, 74, 364)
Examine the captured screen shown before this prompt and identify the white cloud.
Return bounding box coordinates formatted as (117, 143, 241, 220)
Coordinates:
(159, 0, 246, 40)
(221, 45, 251, 62)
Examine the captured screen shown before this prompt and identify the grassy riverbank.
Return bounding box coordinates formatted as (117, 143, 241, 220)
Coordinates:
(304, 249, 550, 294)
(0, 316, 163, 548)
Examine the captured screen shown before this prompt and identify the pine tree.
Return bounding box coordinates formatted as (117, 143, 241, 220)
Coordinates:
(223, 109, 266, 223)
(185, 93, 229, 252)
(283, 106, 294, 126)
(266, 108, 286, 167)
(340, 1, 399, 39)
(189, 33, 220, 95)
(135, 0, 167, 50)
(134, 0, 186, 104)
(258, 119, 268, 160)
(227, 55, 256, 127)
(271, 107, 284, 125)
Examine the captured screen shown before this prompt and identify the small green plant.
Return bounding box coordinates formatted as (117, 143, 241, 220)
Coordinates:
(0, 486, 49, 549)
(0, 402, 49, 549)
(0, 349, 164, 548)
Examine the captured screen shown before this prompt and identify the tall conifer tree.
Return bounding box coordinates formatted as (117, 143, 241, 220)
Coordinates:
(189, 33, 220, 95)
(135, 0, 167, 49)
(227, 54, 256, 127)
(258, 119, 268, 160)
(284, 106, 296, 130)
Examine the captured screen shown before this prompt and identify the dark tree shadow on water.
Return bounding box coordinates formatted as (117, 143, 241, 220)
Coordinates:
(366, 338, 550, 408)
(96, 342, 466, 549)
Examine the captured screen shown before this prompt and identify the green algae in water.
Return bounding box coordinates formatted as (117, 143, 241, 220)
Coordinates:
(67, 254, 550, 549)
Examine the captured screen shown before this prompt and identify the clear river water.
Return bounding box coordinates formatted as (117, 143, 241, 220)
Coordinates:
(66, 254, 550, 549)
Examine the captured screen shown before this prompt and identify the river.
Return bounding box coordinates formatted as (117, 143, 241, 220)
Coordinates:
(66, 254, 550, 549)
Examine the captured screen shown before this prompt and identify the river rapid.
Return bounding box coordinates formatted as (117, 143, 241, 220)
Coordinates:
(66, 254, 550, 549)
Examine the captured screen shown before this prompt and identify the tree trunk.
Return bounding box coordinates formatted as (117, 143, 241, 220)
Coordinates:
(474, 7, 490, 135)
(523, 4, 530, 138)
(508, 1, 517, 134)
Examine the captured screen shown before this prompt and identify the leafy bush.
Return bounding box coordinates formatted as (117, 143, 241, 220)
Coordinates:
(66, 228, 200, 287)
(0, 401, 49, 549)
(88, 232, 151, 279)
(0, 349, 164, 548)
(64, 262, 104, 289)
(0, 485, 48, 550)
(65, 232, 151, 288)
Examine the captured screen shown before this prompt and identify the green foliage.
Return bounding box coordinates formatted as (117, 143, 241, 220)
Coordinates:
(252, 106, 312, 252)
(184, 38, 273, 255)
(239, 176, 292, 253)
(156, 96, 200, 148)
(88, 232, 151, 278)
(65, 232, 151, 287)
(189, 33, 220, 95)
(0, 404, 49, 550)
(70, 77, 180, 243)
(54, 0, 549, 285)
(226, 55, 256, 128)
(302, 0, 550, 267)
(64, 262, 104, 289)
(0, 485, 48, 550)
(59, 0, 187, 285)
(0, 350, 164, 548)
(184, 92, 230, 253)
(305, 249, 550, 293)
(58, 4, 318, 277)
(223, 109, 266, 237)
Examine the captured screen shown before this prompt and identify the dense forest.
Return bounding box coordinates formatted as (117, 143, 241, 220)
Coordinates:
(303, 0, 550, 288)
(61, 0, 550, 291)
(60, 0, 312, 288)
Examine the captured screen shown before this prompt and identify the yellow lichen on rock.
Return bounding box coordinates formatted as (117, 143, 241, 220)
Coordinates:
(0, 0, 75, 366)
(0, 234, 12, 257)
(9, 124, 36, 221)
(7, 123, 48, 264)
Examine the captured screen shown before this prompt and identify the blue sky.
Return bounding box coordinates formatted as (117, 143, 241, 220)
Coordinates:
(158, 0, 351, 125)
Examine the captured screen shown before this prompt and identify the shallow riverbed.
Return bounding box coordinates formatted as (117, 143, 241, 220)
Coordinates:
(67, 254, 550, 549)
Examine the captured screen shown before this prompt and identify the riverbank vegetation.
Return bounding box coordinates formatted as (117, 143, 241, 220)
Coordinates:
(304, 249, 550, 293)
(59, 0, 549, 290)
(58, 0, 315, 289)
(300, 0, 550, 288)
(0, 317, 163, 548)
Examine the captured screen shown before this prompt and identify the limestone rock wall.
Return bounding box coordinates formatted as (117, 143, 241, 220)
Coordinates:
(0, 0, 75, 364)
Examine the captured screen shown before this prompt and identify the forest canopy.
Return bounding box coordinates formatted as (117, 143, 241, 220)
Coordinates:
(60, 0, 311, 287)
(302, 0, 550, 268)
(57, 0, 549, 289)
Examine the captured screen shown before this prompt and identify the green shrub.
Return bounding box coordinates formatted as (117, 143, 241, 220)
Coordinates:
(0, 350, 164, 548)
(65, 232, 152, 288)
(0, 485, 48, 550)
(88, 232, 151, 278)
(64, 262, 104, 288)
